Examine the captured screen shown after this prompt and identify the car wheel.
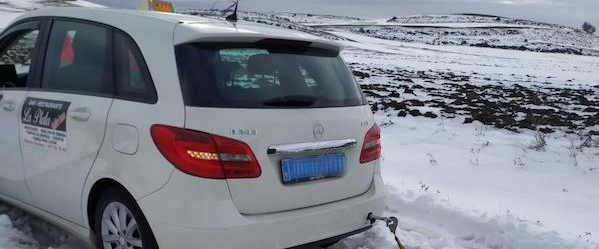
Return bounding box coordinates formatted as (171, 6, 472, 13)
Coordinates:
(94, 187, 158, 249)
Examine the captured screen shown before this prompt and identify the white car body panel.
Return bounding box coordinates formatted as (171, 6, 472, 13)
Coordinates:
(82, 98, 182, 226)
(0, 7, 386, 249)
(138, 168, 385, 249)
(184, 106, 376, 214)
(0, 90, 33, 203)
(79, 10, 186, 226)
(21, 92, 113, 224)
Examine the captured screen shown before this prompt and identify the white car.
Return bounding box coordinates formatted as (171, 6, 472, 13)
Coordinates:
(0, 7, 385, 249)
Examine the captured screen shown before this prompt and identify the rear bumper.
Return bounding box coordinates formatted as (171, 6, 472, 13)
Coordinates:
(137, 169, 385, 249)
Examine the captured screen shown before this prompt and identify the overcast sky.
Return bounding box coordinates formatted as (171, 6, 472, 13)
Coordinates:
(89, 0, 598, 28)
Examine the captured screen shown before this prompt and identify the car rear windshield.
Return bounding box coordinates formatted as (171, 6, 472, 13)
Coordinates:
(174, 41, 365, 108)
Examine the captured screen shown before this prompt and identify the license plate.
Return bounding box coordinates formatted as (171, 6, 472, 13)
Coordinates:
(281, 154, 345, 184)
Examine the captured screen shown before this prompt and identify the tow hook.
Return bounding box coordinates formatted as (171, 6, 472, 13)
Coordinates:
(367, 213, 407, 249)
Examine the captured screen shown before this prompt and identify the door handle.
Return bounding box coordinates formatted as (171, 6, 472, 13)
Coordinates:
(69, 107, 91, 121)
(2, 100, 15, 112)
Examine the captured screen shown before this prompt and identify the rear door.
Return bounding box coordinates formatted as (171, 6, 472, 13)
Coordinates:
(21, 19, 113, 224)
(176, 42, 376, 215)
(0, 20, 44, 204)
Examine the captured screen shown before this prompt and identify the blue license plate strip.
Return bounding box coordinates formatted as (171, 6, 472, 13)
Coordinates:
(281, 154, 345, 184)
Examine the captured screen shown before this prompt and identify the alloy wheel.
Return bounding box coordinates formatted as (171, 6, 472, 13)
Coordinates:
(100, 202, 143, 249)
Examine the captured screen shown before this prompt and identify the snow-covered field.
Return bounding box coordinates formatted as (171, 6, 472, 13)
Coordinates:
(194, 11, 599, 56)
(0, 0, 103, 29)
(331, 25, 599, 248)
(2, 2, 599, 249)
(332, 21, 599, 248)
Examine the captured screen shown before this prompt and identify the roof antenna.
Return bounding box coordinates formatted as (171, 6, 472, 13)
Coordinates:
(225, 0, 239, 22)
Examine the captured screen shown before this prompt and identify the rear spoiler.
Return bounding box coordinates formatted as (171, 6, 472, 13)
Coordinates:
(176, 33, 343, 54)
(174, 19, 345, 53)
(176, 38, 342, 56)
(256, 38, 341, 55)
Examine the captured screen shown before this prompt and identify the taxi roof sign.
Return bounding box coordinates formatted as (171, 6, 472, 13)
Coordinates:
(138, 0, 175, 13)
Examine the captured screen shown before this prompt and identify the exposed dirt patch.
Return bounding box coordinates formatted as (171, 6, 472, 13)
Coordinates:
(351, 64, 599, 135)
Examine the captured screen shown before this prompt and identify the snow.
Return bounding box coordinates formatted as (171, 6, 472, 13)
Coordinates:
(331, 22, 599, 248)
(328, 116, 599, 249)
(0, 215, 13, 247)
(0, 0, 101, 12)
(2, 2, 599, 249)
(376, 116, 598, 245)
(334, 189, 597, 249)
(310, 22, 542, 29)
(314, 14, 599, 57)
(334, 29, 599, 88)
(71, 1, 105, 8)
(0, 213, 38, 249)
(0, 0, 103, 29)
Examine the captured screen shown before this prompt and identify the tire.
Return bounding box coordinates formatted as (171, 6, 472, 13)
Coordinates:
(93, 187, 158, 249)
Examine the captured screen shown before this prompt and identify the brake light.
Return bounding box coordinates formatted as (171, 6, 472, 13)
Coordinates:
(150, 125, 261, 179)
(360, 124, 381, 164)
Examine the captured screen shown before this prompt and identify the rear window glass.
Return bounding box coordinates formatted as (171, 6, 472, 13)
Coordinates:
(175, 42, 365, 108)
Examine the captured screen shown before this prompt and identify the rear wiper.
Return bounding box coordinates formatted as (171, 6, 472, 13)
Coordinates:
(262, 95, 318, 107)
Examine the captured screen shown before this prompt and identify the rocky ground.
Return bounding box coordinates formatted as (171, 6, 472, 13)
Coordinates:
(316, 14, 599, 57)
(344, 25, 599, 56)
(0, 204, 73, 249)
(353, 65, 599, 135)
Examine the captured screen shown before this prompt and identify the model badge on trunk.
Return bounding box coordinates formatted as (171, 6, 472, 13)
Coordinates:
(231, 129, 257, 135)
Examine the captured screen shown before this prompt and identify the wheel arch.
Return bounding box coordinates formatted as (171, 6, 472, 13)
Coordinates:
(87, 178, 160, 249)
(86, 178, 132, 233)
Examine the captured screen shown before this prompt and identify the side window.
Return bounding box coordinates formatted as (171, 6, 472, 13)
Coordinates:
(42, 20, 112, 95)
(114, 32, 157, 103)
(0, 27, 40, 88)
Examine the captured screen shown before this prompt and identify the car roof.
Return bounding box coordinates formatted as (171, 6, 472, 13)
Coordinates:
(14, 7, 340, 49)
(16, 7, 213, 25)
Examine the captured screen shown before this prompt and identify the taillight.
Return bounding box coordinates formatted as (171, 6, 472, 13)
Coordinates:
(360, 124, 381, 164)
(150, 125, 261, 179)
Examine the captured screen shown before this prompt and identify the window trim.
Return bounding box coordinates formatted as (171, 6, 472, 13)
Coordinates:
(174, 43, 366, 109)
(19, 17, 158, 104)
(111, 29, 158, 104)
(32, 17, 115, 99)
(0, 18, 47, 90)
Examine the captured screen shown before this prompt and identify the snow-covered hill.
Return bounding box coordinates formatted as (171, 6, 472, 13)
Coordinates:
(1, 3, 599, 249)
(184, 10, 599, 57)
(0, 0, 103, 30)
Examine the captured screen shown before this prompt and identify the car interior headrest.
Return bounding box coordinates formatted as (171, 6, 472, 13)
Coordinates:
(247, 54, 277, 75)
(0, 64, 19, 88)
